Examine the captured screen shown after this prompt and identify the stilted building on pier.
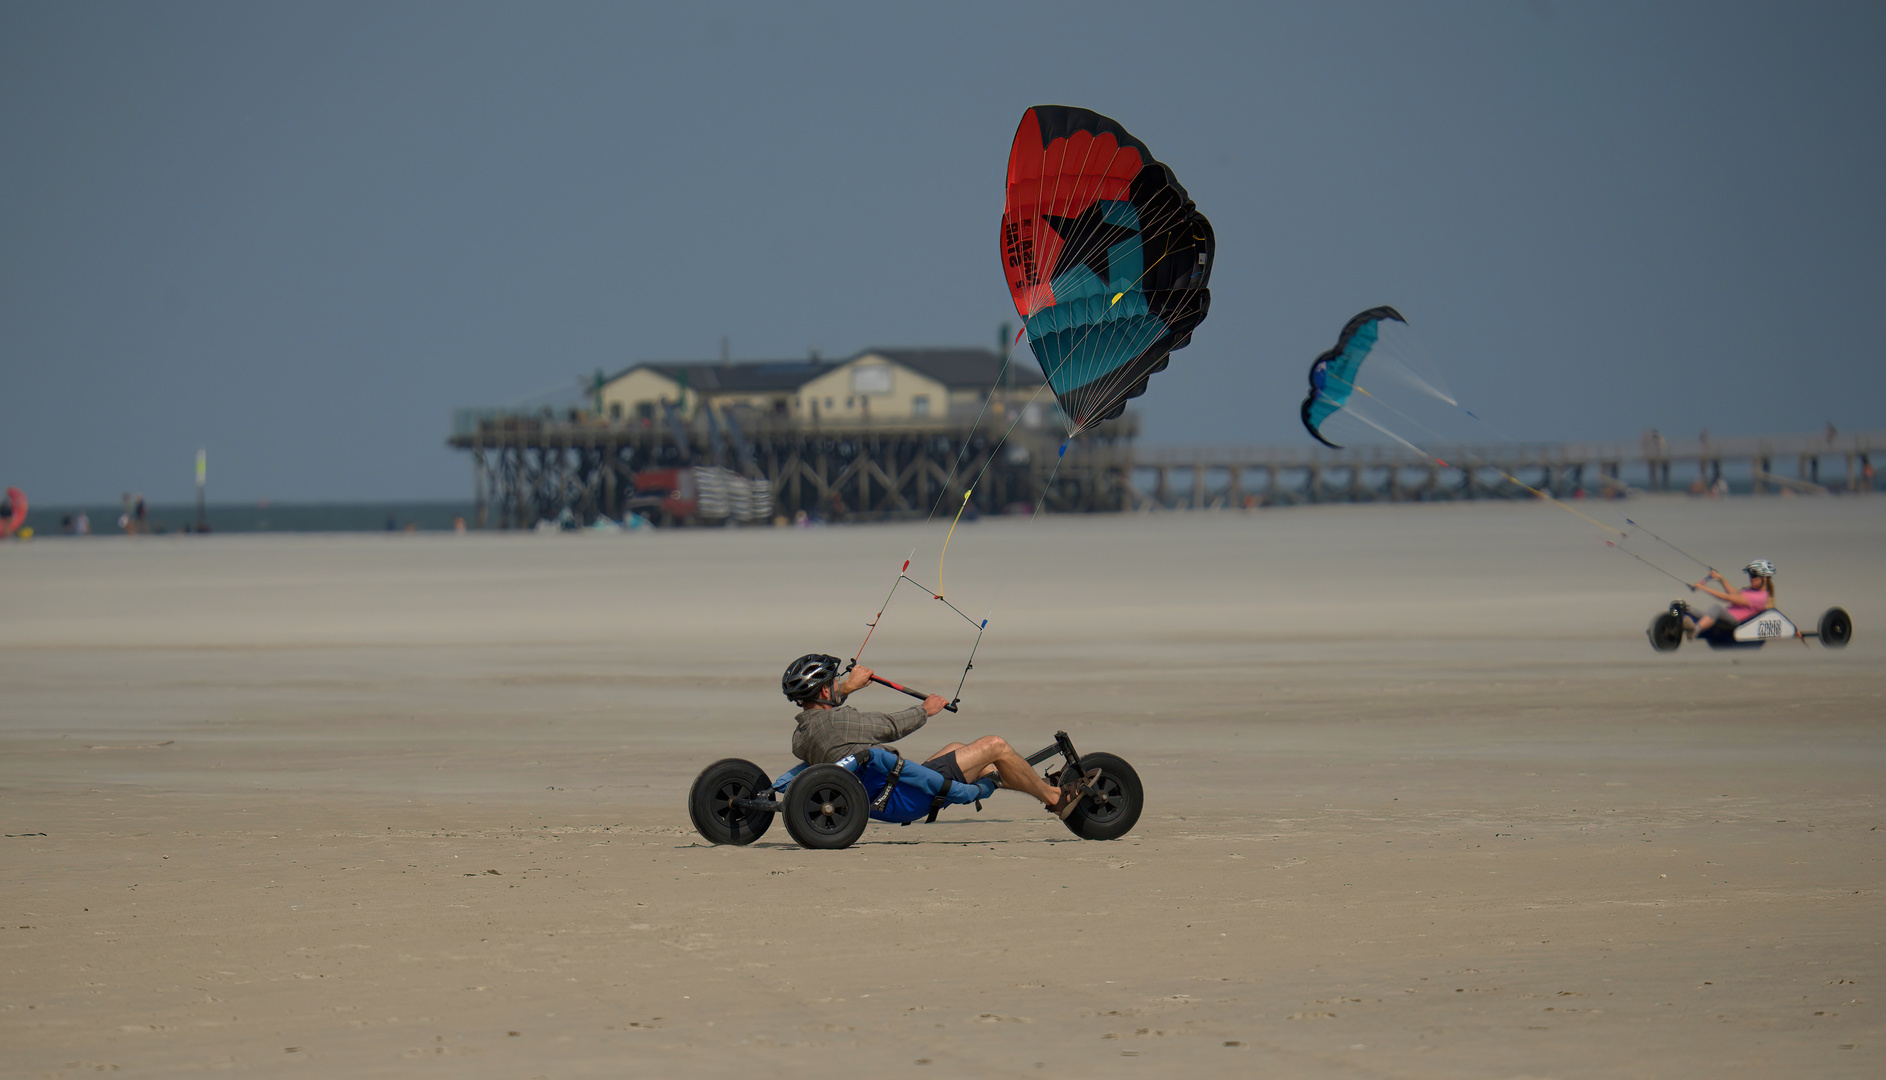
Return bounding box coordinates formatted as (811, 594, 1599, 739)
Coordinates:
(449, 347, 1135, 528)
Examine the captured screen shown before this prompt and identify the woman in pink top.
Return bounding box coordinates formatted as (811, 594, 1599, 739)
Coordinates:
(1688, 559, 1775, 637)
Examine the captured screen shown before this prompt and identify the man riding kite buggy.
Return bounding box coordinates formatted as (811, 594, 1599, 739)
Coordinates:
(782, 653, 1092, 818)
(682, 656, 1138, 850)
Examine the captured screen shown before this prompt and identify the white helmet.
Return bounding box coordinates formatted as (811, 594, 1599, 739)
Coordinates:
(1744, 559, 1775, 578)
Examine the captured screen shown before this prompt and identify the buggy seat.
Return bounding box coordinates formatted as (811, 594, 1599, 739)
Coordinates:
(773, 747, 998, 825)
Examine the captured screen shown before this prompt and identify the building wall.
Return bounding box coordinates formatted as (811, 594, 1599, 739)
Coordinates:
(600, 368, 685, 420)
(711, 393, 794, 418)
(794, 355, 948, 422)
(598, 355, 1024, 425)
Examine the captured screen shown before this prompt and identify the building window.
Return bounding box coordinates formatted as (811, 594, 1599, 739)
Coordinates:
(609, 402, 623, 419)
(825, 397, 834, 410)
(911, 395, 930, 418)
(850, 365, 893, 395)
(636, 402, 654, 420)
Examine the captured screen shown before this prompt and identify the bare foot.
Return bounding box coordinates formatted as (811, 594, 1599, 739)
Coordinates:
(1054, 769, 1100, 819)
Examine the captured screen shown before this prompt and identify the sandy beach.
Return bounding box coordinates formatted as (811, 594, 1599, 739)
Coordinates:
(3, 497, 1881, 1077)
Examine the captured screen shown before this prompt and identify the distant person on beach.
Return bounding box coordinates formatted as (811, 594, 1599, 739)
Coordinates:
(120, 493, 135, 535)
(134, 494, 147, 534)
(1685, 560, 1775, 638)
(782, 654, 1093, 818)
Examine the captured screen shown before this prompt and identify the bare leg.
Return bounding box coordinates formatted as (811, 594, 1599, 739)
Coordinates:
(1694, 614, 1715, 634)
(948, 735, 1062, 809)
(923, 742, 995, 781)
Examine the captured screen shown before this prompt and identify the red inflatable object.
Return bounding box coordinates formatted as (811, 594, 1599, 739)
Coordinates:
(1, 487, 24, 538)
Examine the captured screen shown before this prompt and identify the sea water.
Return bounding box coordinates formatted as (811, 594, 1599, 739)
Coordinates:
(24, 501, 476, 536)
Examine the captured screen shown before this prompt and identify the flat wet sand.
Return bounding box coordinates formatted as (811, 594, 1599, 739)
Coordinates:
(3, 497, 1881, 1077)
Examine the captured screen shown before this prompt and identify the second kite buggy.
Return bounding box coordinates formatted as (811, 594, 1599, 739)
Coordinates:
(1647, 601, 1852, 652)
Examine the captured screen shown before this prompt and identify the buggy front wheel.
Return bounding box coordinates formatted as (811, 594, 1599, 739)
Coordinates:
(1060, 752, 1143, 841)
(1648, 611, 1684, 652)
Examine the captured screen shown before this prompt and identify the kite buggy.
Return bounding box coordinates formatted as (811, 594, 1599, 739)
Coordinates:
(688, 704, 1142, 850)
(1642, 556, 1851, 653)
(1648, 601, 1851, 653)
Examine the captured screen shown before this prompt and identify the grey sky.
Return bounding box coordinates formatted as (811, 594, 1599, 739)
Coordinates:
(4, 1, 1882, 503)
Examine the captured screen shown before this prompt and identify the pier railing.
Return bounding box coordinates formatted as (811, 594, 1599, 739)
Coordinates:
(1106, 429, 1882, 510)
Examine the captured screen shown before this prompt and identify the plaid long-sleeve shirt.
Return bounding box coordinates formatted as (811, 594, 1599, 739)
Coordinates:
(791, 703, 930, 765)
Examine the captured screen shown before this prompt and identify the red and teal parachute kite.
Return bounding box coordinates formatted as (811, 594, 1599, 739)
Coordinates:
(1001, 106, 1213, 433)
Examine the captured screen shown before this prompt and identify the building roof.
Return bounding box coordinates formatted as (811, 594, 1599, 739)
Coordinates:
(609, 360, 837, 394)
(853, 347, 1044, 388)
(607, 348, 1044, 395)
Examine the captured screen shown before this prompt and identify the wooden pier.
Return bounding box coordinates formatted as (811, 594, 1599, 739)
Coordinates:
(448, 417, 1880, 527)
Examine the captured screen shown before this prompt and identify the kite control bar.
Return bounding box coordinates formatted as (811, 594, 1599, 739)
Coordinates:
(869, 675, 959, 713)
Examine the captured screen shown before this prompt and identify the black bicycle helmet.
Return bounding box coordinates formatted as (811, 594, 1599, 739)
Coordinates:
(782, 653, 843, 705)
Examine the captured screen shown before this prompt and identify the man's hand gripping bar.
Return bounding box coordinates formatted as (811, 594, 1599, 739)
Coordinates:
(869, 675, 959, 713)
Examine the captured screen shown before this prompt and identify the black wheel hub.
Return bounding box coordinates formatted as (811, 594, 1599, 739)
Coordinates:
(712, 780, 754, 829)
(802, 783, 853, 834)
(1079, 774, 1126, 824)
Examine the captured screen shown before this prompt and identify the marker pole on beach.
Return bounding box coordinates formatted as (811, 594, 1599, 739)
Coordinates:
(195, 448, 207, 533)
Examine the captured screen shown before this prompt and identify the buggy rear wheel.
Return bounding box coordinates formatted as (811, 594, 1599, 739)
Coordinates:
(688, 758, 773, 845)
(1059, 752, 1143, 841)
(1648, 611, 1684, 652)
(782, 764, 870, 850)
(1818, 607, 1852, 648)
